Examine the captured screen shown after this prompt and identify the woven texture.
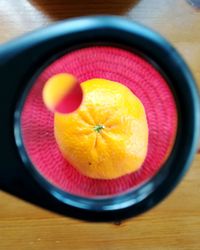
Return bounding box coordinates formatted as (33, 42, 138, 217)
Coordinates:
(21, 46, 178, 196)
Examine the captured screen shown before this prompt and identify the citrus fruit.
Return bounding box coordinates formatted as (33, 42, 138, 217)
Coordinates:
(54, 78, 148, 179)
(42, 73, 83, 113)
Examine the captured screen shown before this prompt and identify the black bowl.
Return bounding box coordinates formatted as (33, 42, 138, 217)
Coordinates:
(0, 16, 199, 221)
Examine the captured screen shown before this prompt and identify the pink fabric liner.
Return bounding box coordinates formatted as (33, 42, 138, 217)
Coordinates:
(21, 46, 178, 196)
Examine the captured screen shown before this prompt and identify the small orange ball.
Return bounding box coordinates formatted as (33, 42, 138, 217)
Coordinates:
(42, 73, 83, 113)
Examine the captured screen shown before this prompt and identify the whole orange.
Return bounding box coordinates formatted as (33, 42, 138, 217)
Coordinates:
(54, 78, 148, 179)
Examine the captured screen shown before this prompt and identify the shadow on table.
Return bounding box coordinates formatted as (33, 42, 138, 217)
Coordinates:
(29, 0, 139, 20)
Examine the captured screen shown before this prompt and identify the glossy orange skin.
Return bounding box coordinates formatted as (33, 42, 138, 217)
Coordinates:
(42, 73, 77, 112)
(54, 79, 148, 179)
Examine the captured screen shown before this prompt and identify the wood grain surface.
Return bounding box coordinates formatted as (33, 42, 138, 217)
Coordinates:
(0, 0, 200, 249)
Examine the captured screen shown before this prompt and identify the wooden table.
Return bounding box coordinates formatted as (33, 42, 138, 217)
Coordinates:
(0, 0, 200, 249)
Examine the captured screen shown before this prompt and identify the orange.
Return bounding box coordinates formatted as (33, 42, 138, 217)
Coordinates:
(54, 78, 148, 179)
(42, 73, 84, 114)
(43, 73, 77, 112)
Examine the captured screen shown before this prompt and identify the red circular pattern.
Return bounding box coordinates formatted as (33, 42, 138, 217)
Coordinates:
(21, 46, 178, 196)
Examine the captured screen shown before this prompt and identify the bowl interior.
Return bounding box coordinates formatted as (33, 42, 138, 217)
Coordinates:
(18, 45, 178, 200)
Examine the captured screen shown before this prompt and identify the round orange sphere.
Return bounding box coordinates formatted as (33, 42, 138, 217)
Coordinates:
(54, 78, 148, 179)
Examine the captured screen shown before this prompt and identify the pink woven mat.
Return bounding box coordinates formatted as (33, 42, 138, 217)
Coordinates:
(21, 46, 178, 196)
